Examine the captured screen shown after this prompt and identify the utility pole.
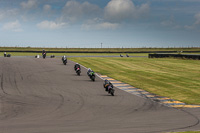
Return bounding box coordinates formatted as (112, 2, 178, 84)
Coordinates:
(101, 43, 102, 48)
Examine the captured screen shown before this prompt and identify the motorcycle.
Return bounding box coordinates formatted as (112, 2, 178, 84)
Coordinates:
(62, 56, 67, 65)
(42, 52, 46, 59)
(108, 85, 115, 96)
(76, 67, 81, 76)
(50, 55, 55, 58)
(63, 59, 67, 65)
(7, 54, 11, 57)
(89, 72, 95, 81)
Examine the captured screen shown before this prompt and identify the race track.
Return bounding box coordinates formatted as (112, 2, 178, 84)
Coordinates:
(0, 57, 199, 133)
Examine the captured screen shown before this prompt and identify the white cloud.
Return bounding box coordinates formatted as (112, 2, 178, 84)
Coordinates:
(61, 0, 102, 23)
(184, 12, 200, 30)
(43, 4, 51, 12)
(0, 12, 4, 21)
(98, 22, 119, 30)
(161, 20, 174, 27)
(21, 0, 38, 10)
(2, 20, 23, 32)
(184, 25, 194, 30)
(82, 18, 119, 30)
(104, 0, 150, 22)
(161, 16, 181, 29)
(37, 20, 67, 30)
(137, 3, 150, 18)
(194, 13, 200, 25)
(104, 0, 135, 21)
(0, 9, 19, 21)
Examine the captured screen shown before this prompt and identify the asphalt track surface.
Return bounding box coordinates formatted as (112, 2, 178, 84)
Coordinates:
(0, 57, 200, 133)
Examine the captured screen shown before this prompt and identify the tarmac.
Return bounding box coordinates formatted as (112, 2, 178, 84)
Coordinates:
(0, 57, 199, 133)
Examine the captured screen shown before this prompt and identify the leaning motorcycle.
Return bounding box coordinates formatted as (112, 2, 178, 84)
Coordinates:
(76, 67, 81, 76)
(108, 85, 115, 96)
(89, 72, 95, 81)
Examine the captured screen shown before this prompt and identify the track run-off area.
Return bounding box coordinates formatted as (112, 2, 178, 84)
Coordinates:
(0, 57, 200, 133)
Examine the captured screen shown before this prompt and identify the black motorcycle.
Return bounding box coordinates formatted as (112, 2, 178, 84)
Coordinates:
(89, 72, 95, 81)
(62, 56, 67, 65)
(42, 52, 46, 59)
(50, 55, 55, 58)
(7, 54, 11, 57)
(108, 85, 115, 96)
(63, 59, 67, 65)
(76, 67, 81, 76)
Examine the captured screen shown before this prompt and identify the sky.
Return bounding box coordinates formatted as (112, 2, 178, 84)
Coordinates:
(0, 0, 200, 48)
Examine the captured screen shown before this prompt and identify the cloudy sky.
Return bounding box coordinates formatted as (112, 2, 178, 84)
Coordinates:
(0, 0, 200, 48)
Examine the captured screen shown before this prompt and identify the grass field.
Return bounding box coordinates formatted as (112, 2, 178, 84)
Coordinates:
(1, 52, 200, 57)
(0, 52, 148, 57)
(70, 57, 200, 105)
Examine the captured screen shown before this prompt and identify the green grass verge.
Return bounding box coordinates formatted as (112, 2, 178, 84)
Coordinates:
(69, 57, 200, 105)
(1, 52, 200, 57)
(0, 52, 148, 57)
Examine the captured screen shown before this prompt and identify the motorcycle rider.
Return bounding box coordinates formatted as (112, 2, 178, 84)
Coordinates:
(62, 55, 67, 64)
(87, 68, 94, 76)
(74, 63, 81, 71)
(62, 55, 67, 61)
(42, 49, 46, 55)
(104, 79, 113, 91)
(42, 49, 46, 58)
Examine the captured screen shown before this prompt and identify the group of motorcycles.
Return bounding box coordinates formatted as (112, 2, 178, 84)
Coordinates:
(42, 50, 115, 96)
(61, 55, 115, 96)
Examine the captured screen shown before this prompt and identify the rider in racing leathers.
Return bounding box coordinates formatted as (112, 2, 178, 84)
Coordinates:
(42, 49, 46, 55)
(87, 68, 94, 76)
(104, 79, 113, 91)
(62, 55, 67, 61)
(74, 63, 81, 71)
